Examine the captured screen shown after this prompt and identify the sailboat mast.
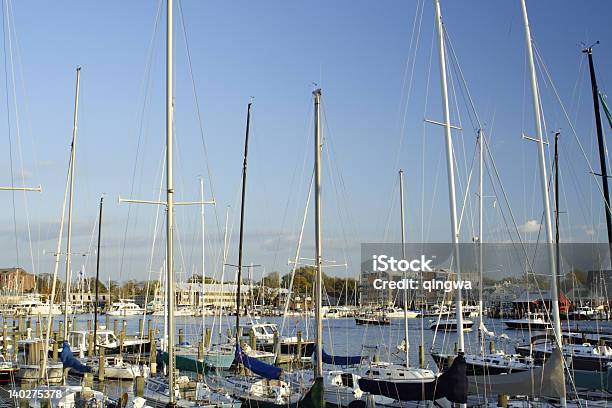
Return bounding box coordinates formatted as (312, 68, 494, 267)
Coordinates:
(235, 102, 252, 348)
(63, 66, 81, 340)
(583, 46, 612, 245)
(165, 0, 176, 403)
(433, 0, 464, 353)
(399, 169, 409, 368)
(554, 132, 561, 292)
(313, 88, 323, 379)
(219, 206, 229, 339)
(94, 195, 103, 345)
(519, 1, 566, 405)
(200, 177, 206, 340)
(477, 129, 484, 351)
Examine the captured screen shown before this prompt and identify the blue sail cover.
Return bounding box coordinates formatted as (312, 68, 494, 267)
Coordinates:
(60, 341, 92, 373)
(235, 344, 281, 380)
(321, 348, 363, 366)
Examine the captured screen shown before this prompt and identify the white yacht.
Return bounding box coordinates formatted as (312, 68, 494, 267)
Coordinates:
(382, 307, 419, 319)
(106, 299, 145, 316)
(15, 297, 63, 316)
(504, 312, 551, 330)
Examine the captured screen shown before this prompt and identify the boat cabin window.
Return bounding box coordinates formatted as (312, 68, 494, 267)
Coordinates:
(340, 373, 354, 387)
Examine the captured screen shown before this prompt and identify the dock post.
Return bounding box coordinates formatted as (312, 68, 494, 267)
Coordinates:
(249, 329, 256, 350)
(88, 332, 94, 357)
(98, 347, 105, 381)
(198, 341, 204, 360)
(14, 330, 21, 359)
(178, 329, 184, 346)
(147, 319, 152, 338)
(149, 338, 157, 375)
(419, 345, 425, 368)
(489, 340, 495, 353)
(105, 315, 109, 329)
(135, 376, 145, 397)
(119, 327, 125, 355)
(83, 372, 93, 388)
(204, 327, 211, 348)
(52, 332, 59, 360)
(113, 319, 118, 336)
(58, 321, 64, 341)
(35, 319, 41, 339)
(498, 394, 508, 408)
(139, 319, 144, 338)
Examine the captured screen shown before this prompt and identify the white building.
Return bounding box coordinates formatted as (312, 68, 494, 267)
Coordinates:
(176, 282, 252, 308)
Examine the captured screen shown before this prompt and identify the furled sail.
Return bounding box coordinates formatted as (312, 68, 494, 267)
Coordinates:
(235, 344, 282, 380)
(321, 348, 363, 366)
(358, 353, 467, 403)
(600, 92, 612, 130)
(60, 341, 91, 373)
(467, 347, 564, 398)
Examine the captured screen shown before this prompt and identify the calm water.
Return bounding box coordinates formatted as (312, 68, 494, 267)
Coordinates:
(0, 314, 609, 405)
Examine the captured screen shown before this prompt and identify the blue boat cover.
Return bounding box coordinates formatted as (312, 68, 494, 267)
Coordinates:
(60, 341, 92, 373)
(235, 344, 281, 380)
(322, 348, 363, 366)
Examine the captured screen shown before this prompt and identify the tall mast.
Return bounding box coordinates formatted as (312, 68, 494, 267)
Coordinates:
(554, 132, 560, 293)
(235, 102, 252, 349)
(165, 0, 176, 403)
(219, 207, 230, 339)
(399, 169, 409, 368)
(433, 0, 464, 354)
(519, 1, 566, 406)
(200, 177, 206, 341)
(94, 195, 103, 346)
(313, 88, 323, 379)
(477, 129, 484, 351)
(582, 46, 612, 245)
(63, 66, 81, 340)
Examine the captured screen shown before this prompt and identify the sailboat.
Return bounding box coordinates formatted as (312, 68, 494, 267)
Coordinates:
(209, 100, 318, 408)
(357, 1, 470, 404)
(174, 180, 234, 373)
(432, 130, 534, 375)
(466, 0, 567, 403)
(136, 1, 241, 407)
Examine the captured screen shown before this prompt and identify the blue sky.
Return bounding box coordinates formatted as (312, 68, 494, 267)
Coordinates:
(0, 0, 611, 285)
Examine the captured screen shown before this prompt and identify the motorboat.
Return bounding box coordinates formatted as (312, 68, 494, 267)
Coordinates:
(106, 299, 145, 316)
(429, 318, 473, 331)
(504, 312, 552, 330)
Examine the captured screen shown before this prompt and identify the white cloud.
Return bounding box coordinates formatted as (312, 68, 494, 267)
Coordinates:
(519, 219, 541, 234)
